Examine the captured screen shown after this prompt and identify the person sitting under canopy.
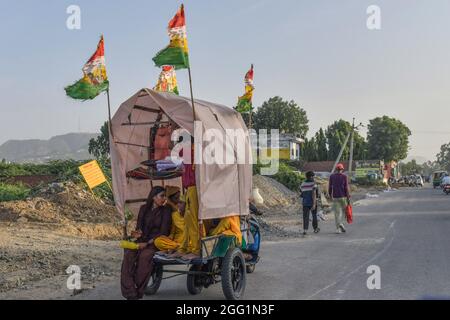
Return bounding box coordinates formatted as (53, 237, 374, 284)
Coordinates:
(208, 215, 242, 246)
(154, 186, 185, 252)
(120, 186, 172, 300)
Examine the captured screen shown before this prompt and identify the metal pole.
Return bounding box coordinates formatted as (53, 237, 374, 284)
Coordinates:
(187, 67, 197, 124)
(187, 67, 205, 245)
(106, 89, 125, 237)
(348, 118, 355, 179)
(106, 89, 114, 139)
(331, 131, 351, 173)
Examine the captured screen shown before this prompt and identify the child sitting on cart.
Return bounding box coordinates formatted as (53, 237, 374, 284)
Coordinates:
(154, 186, 185, 252)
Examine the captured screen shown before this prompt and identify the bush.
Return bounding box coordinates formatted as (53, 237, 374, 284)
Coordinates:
(0, 160, 83, 179)
(255, 160, 304, 191)
(0, 159, 114, 202)
(273, 162, 305, 191)
(355, 176, 386, 187)
(253, 162, 263, 176)
(0, 183, 31, 202)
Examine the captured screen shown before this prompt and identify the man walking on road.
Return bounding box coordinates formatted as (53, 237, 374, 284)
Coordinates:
(329, 163, 351, 234)
(300, 171, 320, 236)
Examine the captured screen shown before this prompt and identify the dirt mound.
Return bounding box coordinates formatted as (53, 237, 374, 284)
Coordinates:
(0, 182, 122, 240)
(57, 224, 122, 240)
(252, 175, 300, 215)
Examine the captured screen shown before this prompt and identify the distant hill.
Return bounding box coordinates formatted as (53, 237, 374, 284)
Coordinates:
(0, 133, 99, 163)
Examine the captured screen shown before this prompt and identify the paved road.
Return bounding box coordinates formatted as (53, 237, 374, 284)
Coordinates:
(77, 185, 450, 300)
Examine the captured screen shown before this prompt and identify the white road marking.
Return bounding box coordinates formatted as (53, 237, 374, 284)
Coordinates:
(305, 220, 397, 300)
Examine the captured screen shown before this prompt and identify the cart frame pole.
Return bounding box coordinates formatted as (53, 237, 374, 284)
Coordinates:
(187, 66, 205, 243)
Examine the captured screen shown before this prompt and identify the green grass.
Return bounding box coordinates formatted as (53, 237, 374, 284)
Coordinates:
(0, 183, 31, 202)
(0, 159, 114, 201)
(0, 160, 85, 179)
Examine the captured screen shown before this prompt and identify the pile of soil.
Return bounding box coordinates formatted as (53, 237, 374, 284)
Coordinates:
(252, 175, 302, 239)
(0, 182, 123, 240)
(252, 175, 299, 215)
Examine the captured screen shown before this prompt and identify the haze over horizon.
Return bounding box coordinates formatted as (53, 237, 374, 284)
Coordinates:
(1, 0, 450, 162)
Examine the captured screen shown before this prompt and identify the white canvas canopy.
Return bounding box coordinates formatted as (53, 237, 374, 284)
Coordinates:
(109, 89, 252, 221)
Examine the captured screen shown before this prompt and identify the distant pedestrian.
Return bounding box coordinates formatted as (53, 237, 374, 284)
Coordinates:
(329, 163, 351, 234)
(300, 171, 320, 235)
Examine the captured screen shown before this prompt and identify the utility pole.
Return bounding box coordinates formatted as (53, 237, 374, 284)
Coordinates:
(331, 118, 363, 175)
(331, 131, 351, 173)
(348, 118, 355, 180)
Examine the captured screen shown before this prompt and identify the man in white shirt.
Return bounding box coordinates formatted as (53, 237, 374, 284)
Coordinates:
(441, 174, 450, 185)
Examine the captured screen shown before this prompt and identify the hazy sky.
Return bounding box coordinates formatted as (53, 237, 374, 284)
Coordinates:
(1, 0, 450, 161)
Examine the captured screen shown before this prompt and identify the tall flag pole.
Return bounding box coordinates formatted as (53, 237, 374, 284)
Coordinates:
(152, 4, 196, 118)
(152, 4, 204, 238)
(65, 35, 114, 138)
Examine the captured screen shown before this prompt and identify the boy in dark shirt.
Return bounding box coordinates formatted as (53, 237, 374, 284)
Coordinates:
(300, 171, 320, 235)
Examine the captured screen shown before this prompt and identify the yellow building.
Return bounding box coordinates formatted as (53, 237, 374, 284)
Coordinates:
(258, 134, 304, 161)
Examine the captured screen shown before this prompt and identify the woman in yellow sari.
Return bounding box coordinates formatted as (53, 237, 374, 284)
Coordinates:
(154, 186, 185, 252)
(209, 216, 242, 245)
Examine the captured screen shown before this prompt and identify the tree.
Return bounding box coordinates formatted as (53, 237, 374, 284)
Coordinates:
(401, 159, 423, 175)
(422, 160, 441, 176)
(253, 96, 309, 137)
(302, 137, 318, 161)
(436, 142, 450, 172)
(367, 116, 411, 162)
(88, 121, 110, 159)
(240, 110, 256, 129)
(315, 128, 328, 161)
(325, 120, 367, 161)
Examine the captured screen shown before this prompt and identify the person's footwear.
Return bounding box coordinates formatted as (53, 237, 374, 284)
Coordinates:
(302, 230, 307, 236)
(336, 229, 342, 234)
(339, 224, 346, 233)
(314, 228, 320, 234)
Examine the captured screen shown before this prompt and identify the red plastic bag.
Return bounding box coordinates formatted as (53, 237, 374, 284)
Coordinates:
(346, 204, 353, 224)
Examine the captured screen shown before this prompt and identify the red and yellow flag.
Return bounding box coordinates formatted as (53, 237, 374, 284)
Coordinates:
(153, 4, 189, 70)
(65, 36, 109, 100)
(236, 65, 254, 113)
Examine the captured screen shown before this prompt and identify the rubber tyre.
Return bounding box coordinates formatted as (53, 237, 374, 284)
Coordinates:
(246, 264, 256, 274)
(187, 265, 203, 295)
(144, 264, 163, 295)
(221, 247, 246, 300)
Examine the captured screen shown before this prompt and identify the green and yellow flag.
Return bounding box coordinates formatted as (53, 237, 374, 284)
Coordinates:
(236, 65, 254, 113)
(65, 36, 109, 100)
(153, 4, 189, 70)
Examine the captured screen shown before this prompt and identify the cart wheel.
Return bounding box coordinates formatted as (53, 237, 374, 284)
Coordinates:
(246, 264, 256, 274)
(221, 247, 246, 300)
(187, 265, 203, 295)
(144, 264, 163, 296)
